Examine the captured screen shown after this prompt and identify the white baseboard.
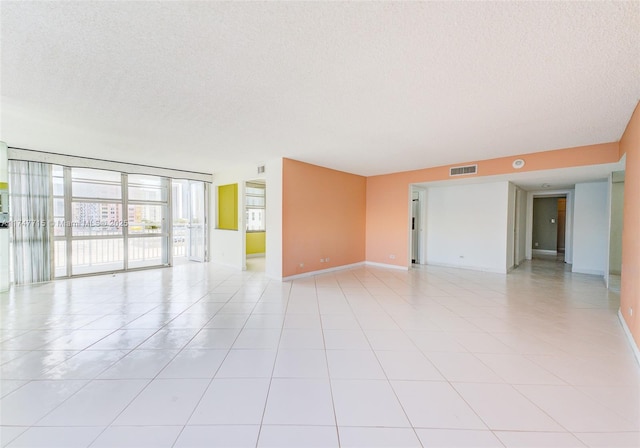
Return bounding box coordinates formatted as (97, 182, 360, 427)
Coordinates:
(246, 253, 265, 259)
(425, 261, 507, 274)
(618, 309, 640, 367)
(211, 259, 244, 270)
(365, 261, 409, 271)
(532, 249, 557, 256)
(282, 262, 365, 281)
(572, 267, 605, 276)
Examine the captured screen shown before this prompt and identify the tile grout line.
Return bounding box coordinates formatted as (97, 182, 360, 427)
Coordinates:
(82, 270, 252, 448)
(362, 266, 504, 446)
(167, 274, 272, 448)
(336, 267, 425, 448)
(317, 275, 342, 448)
(2, 260, 638, 446)
(254, 277, 293, 448)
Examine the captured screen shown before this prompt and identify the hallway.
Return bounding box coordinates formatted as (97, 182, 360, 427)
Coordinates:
(0, 260, 638, 447)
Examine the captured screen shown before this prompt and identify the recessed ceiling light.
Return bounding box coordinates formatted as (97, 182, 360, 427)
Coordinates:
(512, 159, 525, 169)
(542, 183, 551, 188)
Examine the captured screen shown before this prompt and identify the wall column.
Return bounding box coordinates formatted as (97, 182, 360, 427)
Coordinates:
(0, 142, 9, 292)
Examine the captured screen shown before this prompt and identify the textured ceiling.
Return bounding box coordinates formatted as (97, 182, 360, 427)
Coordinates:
(1, 1, 638, 176)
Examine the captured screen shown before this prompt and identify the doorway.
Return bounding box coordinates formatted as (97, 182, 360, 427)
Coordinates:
(411, 195, 419, 264)
(532, 195, 567, 262)
(409, 186, 426, 266)
(245, 180, 266, 272)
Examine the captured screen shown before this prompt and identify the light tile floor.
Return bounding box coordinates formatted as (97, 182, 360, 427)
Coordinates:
(1, 259, 639, 447)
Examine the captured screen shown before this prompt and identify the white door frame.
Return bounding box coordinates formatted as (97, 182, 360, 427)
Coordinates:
(525, 189, 574, 263)
(409, 185, 427, 266)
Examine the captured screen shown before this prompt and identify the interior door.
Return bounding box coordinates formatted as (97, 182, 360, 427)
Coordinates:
(188, 181, 206, 262)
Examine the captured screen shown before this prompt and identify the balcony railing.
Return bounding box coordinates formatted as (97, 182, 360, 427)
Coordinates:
(53, 225, 189, 277)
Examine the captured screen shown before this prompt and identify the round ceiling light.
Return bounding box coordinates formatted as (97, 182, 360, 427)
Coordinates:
(512, 159, 525, 169)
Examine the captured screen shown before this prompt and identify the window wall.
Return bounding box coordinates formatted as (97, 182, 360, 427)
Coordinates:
(246, 182, 265, 231)
(8, 151, 211, 283)
(53, 166, 170, 277)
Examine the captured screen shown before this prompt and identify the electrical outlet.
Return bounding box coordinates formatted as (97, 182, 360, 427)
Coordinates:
(389, 254, 396, 259)
(320, 258, 324, 263)
(326, 257, 329, 262)
(630, 308, 634, 317)
(299, 263, 304, 268)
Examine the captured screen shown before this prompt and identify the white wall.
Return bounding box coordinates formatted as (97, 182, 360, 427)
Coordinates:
(565, 192, 574, 264)
(0, 142, 8, 292)
(211, 228, 245, 269)
(609, 179, 624, 274)
(418, 188, 427, 265)
(506, 182, 516, 270)
(210, 158, 283, 277)
(516, 187, 527, 265)
(573, 181, 609, 276)
(426, 181, 510, 273)
(265, 158, 283, 279)
(211, 164, 261, 270)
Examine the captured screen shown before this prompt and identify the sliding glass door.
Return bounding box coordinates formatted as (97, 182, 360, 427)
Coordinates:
(69, 167, 125, 275)
(171, 179, 208, 263)
(53, 167, 170, 276)
(127, 174, 169, 269)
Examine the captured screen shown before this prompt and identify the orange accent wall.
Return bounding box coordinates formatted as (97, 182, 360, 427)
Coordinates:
(366, 142, 620, 267)
(282, 158, 366, 277)
(619, 102, 640, 349)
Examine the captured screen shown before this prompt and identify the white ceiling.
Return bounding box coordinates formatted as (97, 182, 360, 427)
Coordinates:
(1, 2, 638, 177)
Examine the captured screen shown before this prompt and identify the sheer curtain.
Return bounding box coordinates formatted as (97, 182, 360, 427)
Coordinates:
(9, 161, 52, 284)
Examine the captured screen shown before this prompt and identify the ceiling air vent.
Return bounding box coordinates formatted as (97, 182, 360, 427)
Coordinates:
(449, 164, 478, 177)
(257, 165, 265, 174)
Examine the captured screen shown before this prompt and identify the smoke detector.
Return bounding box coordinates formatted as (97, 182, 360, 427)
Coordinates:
(512, 159, 525, 169)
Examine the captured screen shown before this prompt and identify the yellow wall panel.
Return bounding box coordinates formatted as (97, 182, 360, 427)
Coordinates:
(218, 184, 238, 230)
(246, 231, 266, 254)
